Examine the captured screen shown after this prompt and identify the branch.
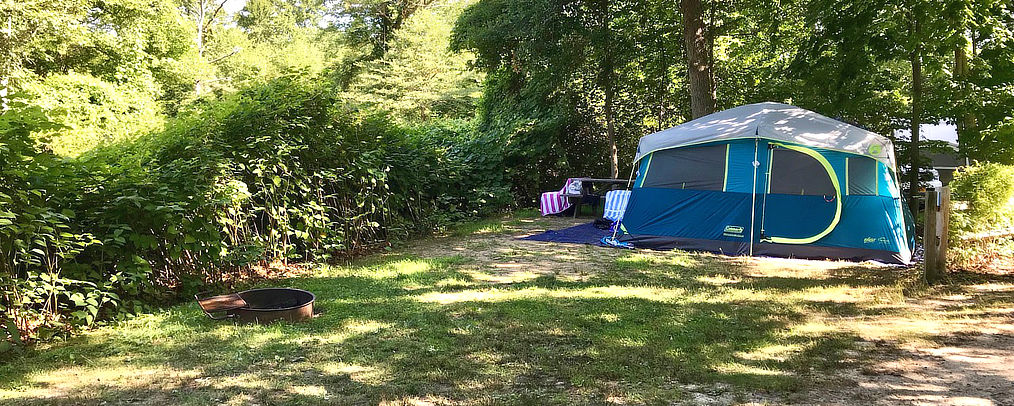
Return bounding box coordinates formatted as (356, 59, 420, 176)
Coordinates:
(207, 0, 230, 26)
(208, 47, 241, 64)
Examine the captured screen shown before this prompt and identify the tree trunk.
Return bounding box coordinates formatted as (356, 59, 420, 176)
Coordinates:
(680, 0, 715, 119)
(195, 0, 206, 94)
(599, 0, 619, 179)
(906, 14, 923, 219)
(954, 42, 975, 132)
(604, 72, 618, 179)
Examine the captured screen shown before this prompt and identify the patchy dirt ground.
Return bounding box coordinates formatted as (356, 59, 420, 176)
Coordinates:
(408, 215, 1014, 405)
(806, 295, 1014, 406)
(2, 213, 1012, 405)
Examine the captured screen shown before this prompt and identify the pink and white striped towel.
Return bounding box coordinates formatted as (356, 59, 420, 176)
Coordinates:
(540, 178, 574, 216)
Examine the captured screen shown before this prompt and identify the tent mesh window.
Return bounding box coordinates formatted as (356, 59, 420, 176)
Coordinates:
(641, 145, 726, 191)
(847, 157, 878, 196)
(768, 148, 835, 195)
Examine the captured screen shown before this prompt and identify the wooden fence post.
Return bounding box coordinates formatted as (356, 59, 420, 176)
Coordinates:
(924, 187, 950, 284)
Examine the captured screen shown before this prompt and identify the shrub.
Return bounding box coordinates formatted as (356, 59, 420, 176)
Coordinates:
(16, 72, 164, 157)
(950, 163, 1014, 236)
(1, 74, 513, 347)
(949, 163, 1014, 272)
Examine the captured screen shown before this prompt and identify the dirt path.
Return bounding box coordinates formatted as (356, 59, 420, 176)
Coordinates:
(424, 216, 1014, 406)
(809, 292, 1014, 406)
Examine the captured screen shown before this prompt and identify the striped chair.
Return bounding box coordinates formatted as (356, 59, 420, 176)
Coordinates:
(602, 189, 631, 221)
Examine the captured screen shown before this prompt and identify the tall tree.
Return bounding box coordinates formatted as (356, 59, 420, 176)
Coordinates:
(346, 0, 483, 122)
(590, 0, 619, 178)
(333, 0, 434, 59)
(680, 0, 715, 118)
(179, 0, 234, 94)
(792, 0, 959, 216)
(907, 2, 924, 217)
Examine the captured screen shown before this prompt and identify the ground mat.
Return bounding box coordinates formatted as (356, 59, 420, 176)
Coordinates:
(518, 222, 612, 246)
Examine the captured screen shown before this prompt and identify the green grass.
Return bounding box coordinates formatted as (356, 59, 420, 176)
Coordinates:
(2, 214, 1012, 405)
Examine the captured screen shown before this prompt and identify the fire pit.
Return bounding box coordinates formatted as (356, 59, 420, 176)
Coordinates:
(196, 288, 315, 324)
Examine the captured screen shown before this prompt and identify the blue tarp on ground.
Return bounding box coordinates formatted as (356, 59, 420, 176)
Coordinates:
(519, 222, 611, 246)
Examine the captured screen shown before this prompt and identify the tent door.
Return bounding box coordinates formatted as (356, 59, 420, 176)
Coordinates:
(759, 143, 842, 245)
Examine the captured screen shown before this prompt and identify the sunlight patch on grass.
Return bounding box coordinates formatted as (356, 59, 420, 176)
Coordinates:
(0, 364, 201, 401)
(613, 336, 648, 347)
(716, 362, 791, 376)
(317, 362, 390, 385)
(735, 343, 804, 362)
(788, 320, 838, 336)
(697, 274, 743, 285)
(379, 395, 457, 406)
(466, 350, 505, 364)
(461, 269, 542, 284)
(414, 285, 687, 304)
(317, 255, 472, 280)
(434, 277, 477, 288)
(345, 319, 394, 334)
(616, 251, 700, 268)
(288, 384, 328, 398)
(449, 219, 509, 237)
(796, 286, 884, 303)
(586, 313, 621, 323)
(373, 259, 435, 278)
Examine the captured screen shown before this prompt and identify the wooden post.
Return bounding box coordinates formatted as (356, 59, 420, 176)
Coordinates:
(924, 187, 950, 283)
(938, 187, 951, 274)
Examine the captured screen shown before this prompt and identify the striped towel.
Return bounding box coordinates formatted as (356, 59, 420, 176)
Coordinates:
(603, 189, 631, 221)
(540, 179, 574, 216)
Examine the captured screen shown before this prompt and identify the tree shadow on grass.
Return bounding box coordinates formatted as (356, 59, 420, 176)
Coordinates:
(0, 254, 916, 405)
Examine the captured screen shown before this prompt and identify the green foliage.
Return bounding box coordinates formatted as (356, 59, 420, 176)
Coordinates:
(950, 162, 1014, 236)
(0, 102, 105, 343)
(451, 0, 625, 196)
(346, 0, 483, 122)
(948, 162, 1014, 272)
(15, 73, 164, 156)
(966, 117, 1014, 164)
(335, 0, 433, 58)
(0, 75, 510, 345)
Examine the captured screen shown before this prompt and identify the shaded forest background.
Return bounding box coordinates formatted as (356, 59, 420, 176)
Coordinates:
(2, 0, 1013, 345)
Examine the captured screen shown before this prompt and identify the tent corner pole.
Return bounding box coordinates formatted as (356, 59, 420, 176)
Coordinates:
(749, 137, 759, 257)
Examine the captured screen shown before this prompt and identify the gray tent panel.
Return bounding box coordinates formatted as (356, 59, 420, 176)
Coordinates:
(847, 157, 878, 196)
(642, 145, 726, 191)
(768, 148, 835, 196)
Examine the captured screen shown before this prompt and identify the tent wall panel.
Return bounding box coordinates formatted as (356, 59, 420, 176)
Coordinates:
(761, 194, 839, 240)
(621, 188, 753, 243)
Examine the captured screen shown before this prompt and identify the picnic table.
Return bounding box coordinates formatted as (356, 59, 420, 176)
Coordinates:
(563, 177, 629, 217)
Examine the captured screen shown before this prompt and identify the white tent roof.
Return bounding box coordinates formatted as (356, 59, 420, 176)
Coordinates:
(634, 102, 897, 167)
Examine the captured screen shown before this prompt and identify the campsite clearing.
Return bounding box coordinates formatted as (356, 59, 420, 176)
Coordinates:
(2, 213, 1012, 405)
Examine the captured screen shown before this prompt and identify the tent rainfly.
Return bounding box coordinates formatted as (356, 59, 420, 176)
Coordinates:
(616, 102, 914, 264)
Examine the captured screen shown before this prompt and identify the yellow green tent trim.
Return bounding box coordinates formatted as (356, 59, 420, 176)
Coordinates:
(636, 153, 654, 188)
(765, 142, 843, 245)
(722, 144, 730, 191)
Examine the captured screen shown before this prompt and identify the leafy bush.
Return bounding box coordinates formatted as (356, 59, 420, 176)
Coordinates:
(17, 72, 164, 157)
(950, 163, 1014, 235)
(1, 74, 512, 347)
(1, 103, 108, 344)
(949, 163, 1014, 272)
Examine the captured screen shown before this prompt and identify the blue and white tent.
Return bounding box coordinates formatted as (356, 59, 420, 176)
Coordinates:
(616, 102, 914, 264)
